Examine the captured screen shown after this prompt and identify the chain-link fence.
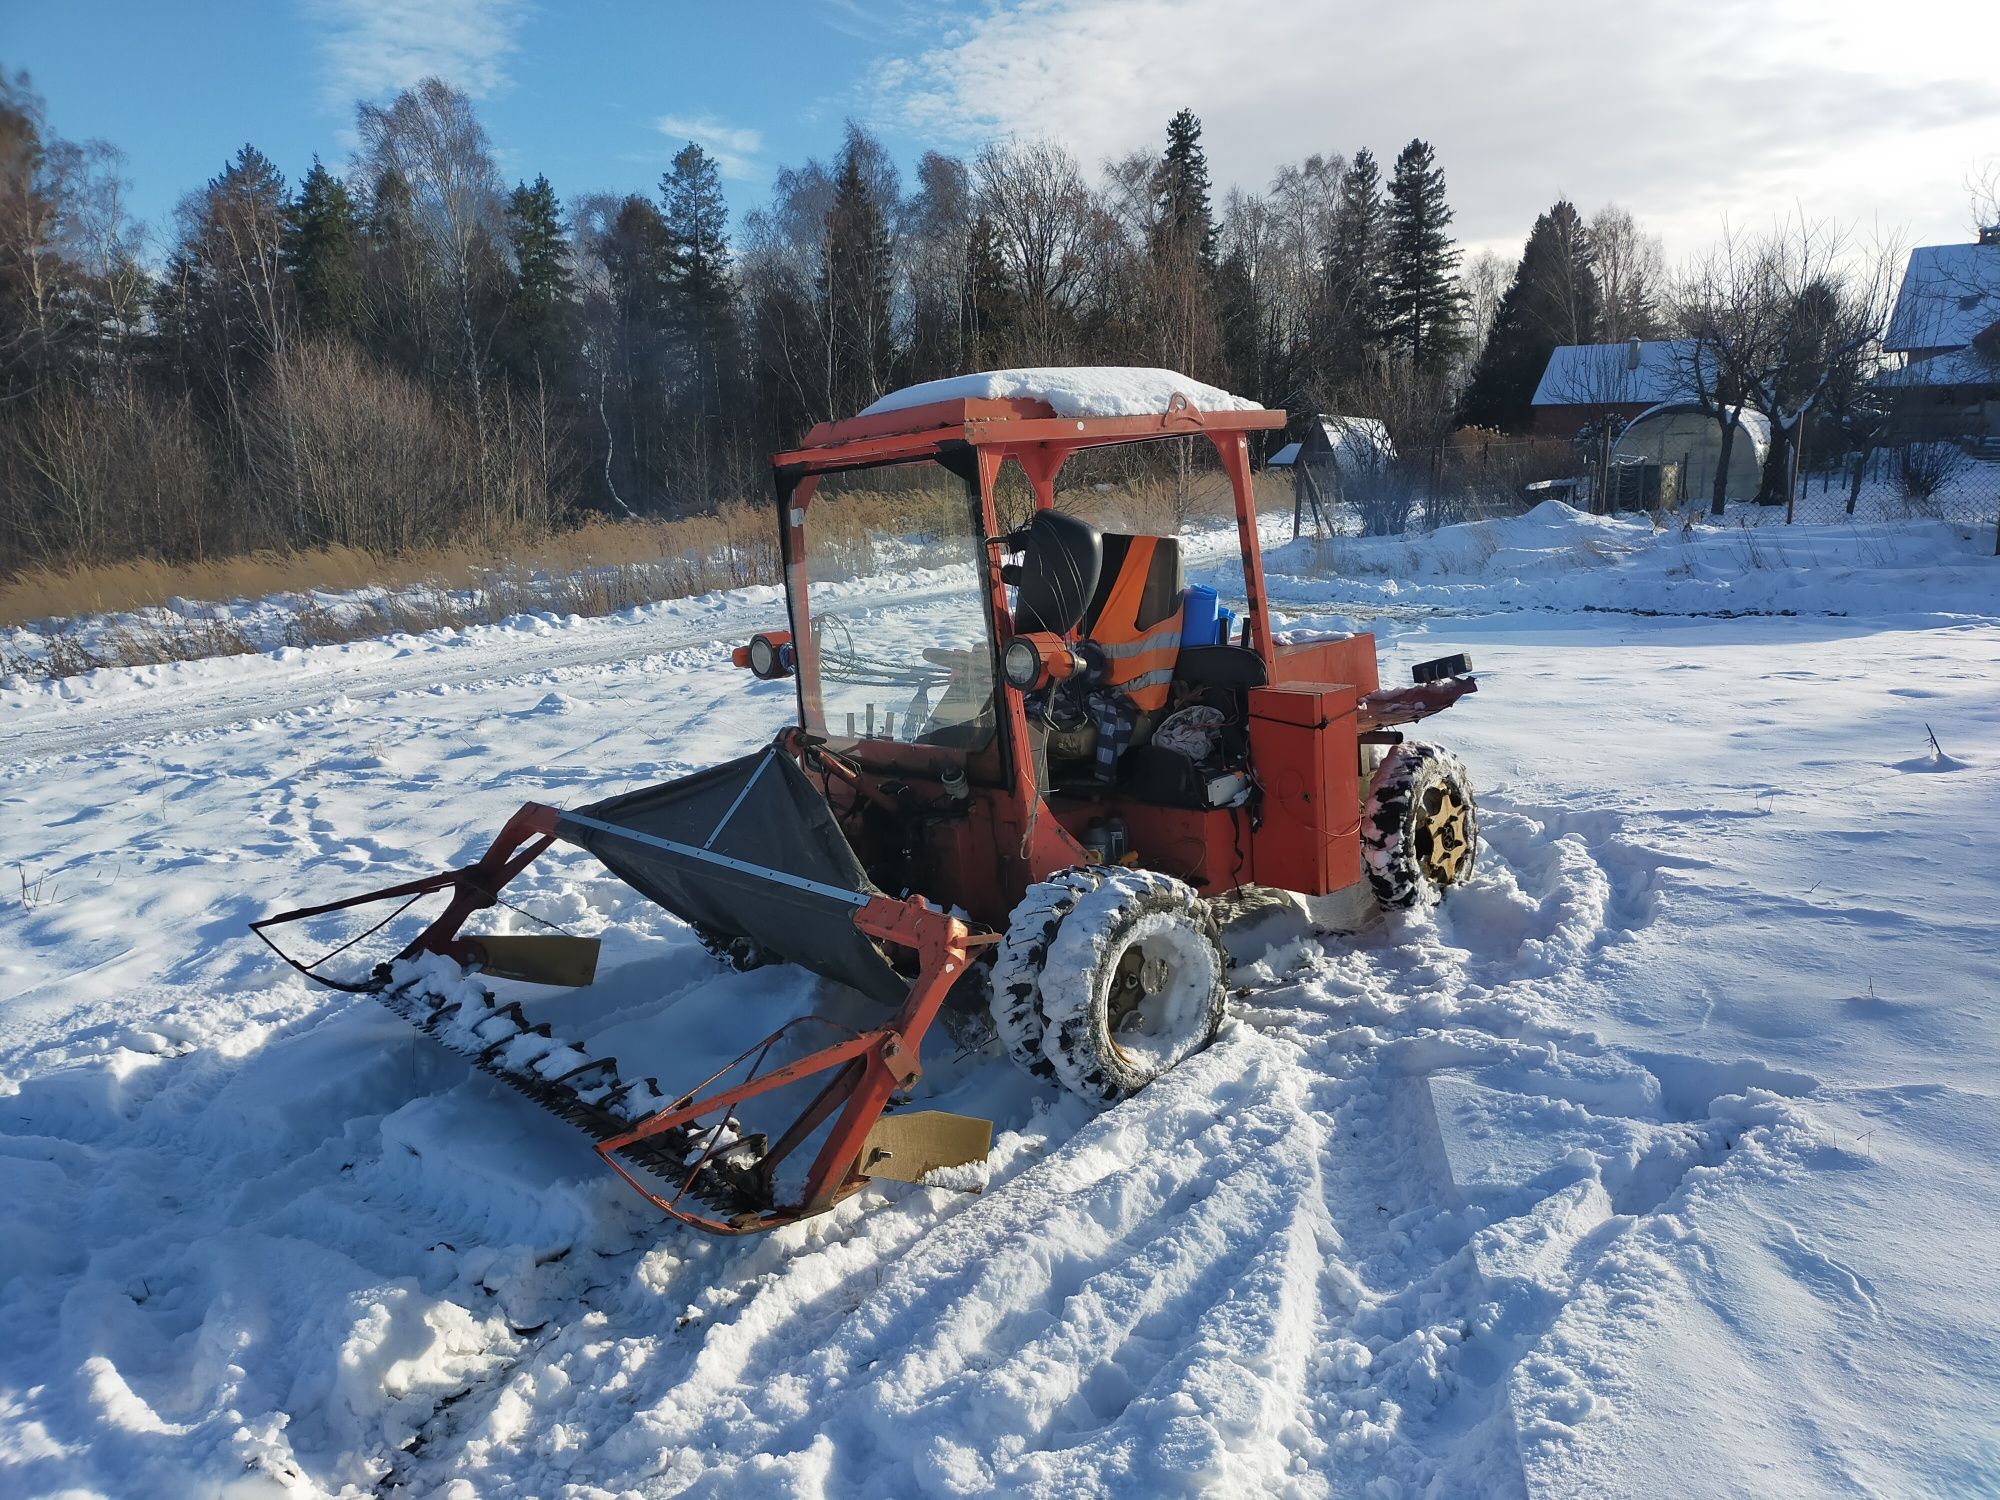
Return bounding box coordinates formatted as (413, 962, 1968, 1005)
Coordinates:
(1278, 435, 2000, 552)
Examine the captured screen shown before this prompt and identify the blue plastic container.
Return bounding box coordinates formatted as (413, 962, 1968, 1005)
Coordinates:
(1181, 585, 1221, 646)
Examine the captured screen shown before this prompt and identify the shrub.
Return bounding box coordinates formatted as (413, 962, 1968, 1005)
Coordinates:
(1893, 441, 1964, 506)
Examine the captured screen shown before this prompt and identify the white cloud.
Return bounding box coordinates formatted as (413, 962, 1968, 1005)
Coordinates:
(871, 0, 2000, 260)
(309, 0, 530, 104)
(654, 112, 766, 180)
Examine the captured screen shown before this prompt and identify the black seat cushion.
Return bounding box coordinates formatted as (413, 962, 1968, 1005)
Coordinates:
(1174, 645, 1268, 689)
(1117, 743, 1211, 808)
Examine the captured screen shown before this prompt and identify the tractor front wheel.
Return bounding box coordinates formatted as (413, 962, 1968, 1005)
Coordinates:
(1363, 742, 1478, 909)
(990, 867, 1228, 1102)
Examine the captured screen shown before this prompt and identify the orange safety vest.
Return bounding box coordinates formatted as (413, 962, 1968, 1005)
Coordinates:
(1087, 534, 1184, 713)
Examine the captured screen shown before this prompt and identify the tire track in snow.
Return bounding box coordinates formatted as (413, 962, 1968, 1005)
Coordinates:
(361, 795, 1817, 1499)
(1216, 796, 1824, 1496)
(4, 659, 1833, 1498)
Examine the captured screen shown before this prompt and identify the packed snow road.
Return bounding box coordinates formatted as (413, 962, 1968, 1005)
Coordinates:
(0, 583, 804, 764)
(3, 508, 1997, 1499)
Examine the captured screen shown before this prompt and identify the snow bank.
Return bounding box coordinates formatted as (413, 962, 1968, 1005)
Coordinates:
(3, 475, 1998, 1496)
(860, 366, 1264, 419)
(1261, 499, 2000, 621)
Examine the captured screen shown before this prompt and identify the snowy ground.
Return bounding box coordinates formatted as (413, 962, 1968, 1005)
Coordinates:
(2, 507, 1997, 1498)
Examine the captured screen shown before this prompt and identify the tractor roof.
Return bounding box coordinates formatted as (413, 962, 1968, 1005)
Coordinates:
(773, 366, 1285, 472)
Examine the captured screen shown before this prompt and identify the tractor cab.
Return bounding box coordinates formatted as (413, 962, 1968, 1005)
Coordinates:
(764, 386, 1299, 927)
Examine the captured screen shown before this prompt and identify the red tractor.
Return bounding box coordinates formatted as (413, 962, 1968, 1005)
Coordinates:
(257, 372, 1479, 1234)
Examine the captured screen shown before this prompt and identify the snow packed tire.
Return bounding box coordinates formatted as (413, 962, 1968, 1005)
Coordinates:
(1363, 741, 1478, 909)
(693, 924, 771, 973)
(1030, 868, 1229, 1103)
(990, 867, 1105, 1082)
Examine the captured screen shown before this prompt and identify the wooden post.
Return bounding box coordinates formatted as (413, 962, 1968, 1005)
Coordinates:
(1785, 417, 1804, 524)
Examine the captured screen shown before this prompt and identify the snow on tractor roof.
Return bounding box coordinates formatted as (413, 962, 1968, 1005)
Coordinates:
(859, 366, 1263, 420)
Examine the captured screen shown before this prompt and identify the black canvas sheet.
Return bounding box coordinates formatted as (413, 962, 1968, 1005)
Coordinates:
(556, 748, 904, 1005)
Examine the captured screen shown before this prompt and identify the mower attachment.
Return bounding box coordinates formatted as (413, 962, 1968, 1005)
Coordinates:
(252, 743, 995, 1233)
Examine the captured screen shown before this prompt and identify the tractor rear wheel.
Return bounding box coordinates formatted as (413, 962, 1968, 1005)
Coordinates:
(991, 867, 1228, 1102)
(1363, 742, 1478, 909)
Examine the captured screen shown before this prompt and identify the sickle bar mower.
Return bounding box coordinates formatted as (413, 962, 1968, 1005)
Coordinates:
(253, 756, 994, 1234)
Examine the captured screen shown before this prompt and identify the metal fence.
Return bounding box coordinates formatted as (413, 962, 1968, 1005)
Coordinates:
(1281, 436, 2000, 552)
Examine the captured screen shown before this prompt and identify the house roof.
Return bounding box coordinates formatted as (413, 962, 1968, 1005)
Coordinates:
(1874, 343, 2000, 389)
(1302, 414, 1394, 466)
(1531, 339, 1695, 407)
(1884, 242, 2000, 353)
(1267, 441, 1302, 466)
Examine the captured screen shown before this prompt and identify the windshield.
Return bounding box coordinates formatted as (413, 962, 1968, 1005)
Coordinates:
(796, 462, 997, 752)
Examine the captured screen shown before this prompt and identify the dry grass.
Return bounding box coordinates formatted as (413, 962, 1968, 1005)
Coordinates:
(1, 512, 774, 628)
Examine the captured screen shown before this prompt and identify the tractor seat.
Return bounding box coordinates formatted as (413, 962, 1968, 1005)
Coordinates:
(1082, 533, 1185, 641)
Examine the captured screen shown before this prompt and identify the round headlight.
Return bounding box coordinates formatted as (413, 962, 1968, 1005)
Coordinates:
(748, 634, 776, 677)
(1003, 637, 1042, 690)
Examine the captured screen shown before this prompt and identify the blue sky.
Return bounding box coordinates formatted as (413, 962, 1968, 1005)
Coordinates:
(7, 1, 924, 238)
(9, 0, 1999, 264)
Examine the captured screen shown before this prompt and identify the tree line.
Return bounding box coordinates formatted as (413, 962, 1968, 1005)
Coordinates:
(1, 64, 1896, 573)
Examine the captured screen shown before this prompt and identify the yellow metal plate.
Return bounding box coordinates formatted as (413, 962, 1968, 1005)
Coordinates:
(470, 934, 601, 988)
(858, 1111, 993, 1187)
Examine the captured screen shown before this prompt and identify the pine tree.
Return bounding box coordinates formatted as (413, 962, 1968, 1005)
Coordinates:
(285, 159, 363, 340)
(505, 173, 572, 377)
(1315, 148, 1387, 383)
(1379, 139, 1466, 372)
(1150, 108, 1215, 268)
(820, 127, 894, 417)
(1458, 200, 1600, 431)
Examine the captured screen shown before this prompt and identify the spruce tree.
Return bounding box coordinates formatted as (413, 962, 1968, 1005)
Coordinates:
(659, 143, 741, 495)
(820, 128, 894, 416)
(603, 195, 674, 506)
(1151, 107, 1216, 268)
(285, 158, 362, 340)
(1316, 148, 1387, 383)
(1216, 241, 1264, 400)
(1458, 200, 1600, 431)
(963, 211, 1013, 366)
(360, 167, 429, 378)
(660, 145, 737, 387)
(1380, 139, 1466, 372)
(161, 145, 292, 426)
(504, 174, 572, 378)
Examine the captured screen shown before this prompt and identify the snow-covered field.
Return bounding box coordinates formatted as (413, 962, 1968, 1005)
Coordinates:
(3, 505, 1997, 1498)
